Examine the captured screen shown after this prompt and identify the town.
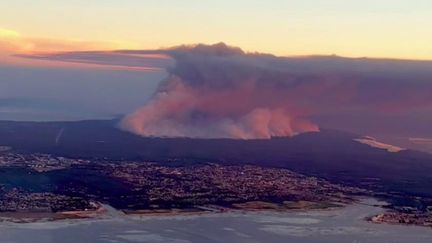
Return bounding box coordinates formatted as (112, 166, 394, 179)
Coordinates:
(104, 161, 367, 209)
(0, 149, 432, 229)
(0, 151, 366, 215)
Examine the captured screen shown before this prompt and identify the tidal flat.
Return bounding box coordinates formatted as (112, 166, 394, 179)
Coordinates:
(0, 199, 431, 243)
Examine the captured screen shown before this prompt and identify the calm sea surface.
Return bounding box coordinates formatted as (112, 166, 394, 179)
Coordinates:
(0, 199, 431, 243)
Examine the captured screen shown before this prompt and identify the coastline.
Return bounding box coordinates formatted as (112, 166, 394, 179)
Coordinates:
(1, 197, 432, 243)
(1, 197, 431, 230)
(123, 200, 345, 218)
(0, 199, 345, 224)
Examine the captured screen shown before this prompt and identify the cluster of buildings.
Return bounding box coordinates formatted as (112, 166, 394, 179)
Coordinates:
(0, 188, 95, 212)
(371, 211, 432, 227)
(6, 150, 430, 229)
(0, 152, 89, 172)
(107, 162, 366, 208)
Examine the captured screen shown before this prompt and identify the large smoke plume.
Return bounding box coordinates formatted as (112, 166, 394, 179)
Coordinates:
(119, 43, 432, 139)
(21, 43, 432, 142)
(120, 43, 321, 138)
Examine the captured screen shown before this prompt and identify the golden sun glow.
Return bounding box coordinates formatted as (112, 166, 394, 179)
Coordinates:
(0, 28, 20, 38)
(0, 28, 144, 68)
(0, 28, 140, 54)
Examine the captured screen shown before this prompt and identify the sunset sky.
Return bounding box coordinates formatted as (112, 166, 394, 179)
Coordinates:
(1, 0, 431, 151)
(1, 0, 432, 60)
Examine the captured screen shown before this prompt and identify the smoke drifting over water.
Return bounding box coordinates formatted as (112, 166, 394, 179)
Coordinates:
(120, 44, 320, 138)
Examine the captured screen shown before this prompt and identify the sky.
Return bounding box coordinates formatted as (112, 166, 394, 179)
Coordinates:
(0, 65, 165, 121)
(0, 0, 431, 151)
(1, 0, 432, 59)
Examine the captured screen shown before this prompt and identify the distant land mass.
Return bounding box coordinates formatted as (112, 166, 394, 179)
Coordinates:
(0, 119, 432, 228)
(0, 119, 432, 201)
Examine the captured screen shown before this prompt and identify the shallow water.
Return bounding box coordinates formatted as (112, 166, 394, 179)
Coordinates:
(0, 199, 431, 243)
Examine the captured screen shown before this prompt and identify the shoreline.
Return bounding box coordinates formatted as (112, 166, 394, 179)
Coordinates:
(0, 200, 346, 223)
(0, 199, 361, 224)
(123, 200, 346, 218)
(1, 197, 431, 230)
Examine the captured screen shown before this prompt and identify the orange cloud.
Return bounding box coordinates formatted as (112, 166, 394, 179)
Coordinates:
(0, 28, 143, 69)
(0, 28, 139, 53)
(0, 28, 29, 53)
